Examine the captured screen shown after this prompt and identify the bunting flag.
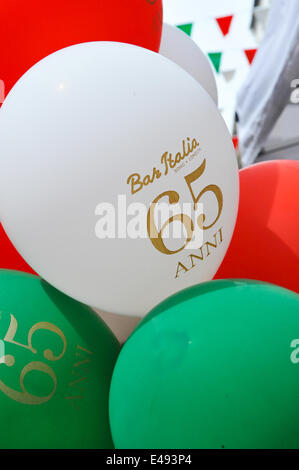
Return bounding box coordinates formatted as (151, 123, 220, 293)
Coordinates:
(177, 23, 193, 37)
(163, 0, 259, 134)
(232, 136, 239, 150)
(222, 70, 236, 82)
(244, 48, 257, 65)
(208, 52, 222, 73)
(216, 15, 234, 36)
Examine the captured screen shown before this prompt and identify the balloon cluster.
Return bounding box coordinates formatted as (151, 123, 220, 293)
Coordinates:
(0, 1, 298, 450)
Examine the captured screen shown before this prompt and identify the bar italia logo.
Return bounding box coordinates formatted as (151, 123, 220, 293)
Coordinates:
(127, 137, 200, 195)
(126, 136, 225, 281)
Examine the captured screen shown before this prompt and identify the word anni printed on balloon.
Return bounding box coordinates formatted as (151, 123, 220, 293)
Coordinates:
(175, 226, 223, 279)
(65, 345, 93, 411)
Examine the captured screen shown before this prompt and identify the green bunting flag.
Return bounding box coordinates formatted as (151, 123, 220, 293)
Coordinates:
(208, 52, 222, 73)
(177, 23, 194, 37)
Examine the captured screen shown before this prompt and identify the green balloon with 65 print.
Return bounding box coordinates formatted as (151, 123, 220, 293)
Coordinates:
(0, 270, 120, 449)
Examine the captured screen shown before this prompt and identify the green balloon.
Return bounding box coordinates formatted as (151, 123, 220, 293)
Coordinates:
(110, 280, 299, 449)
(0, 270, 120, 449)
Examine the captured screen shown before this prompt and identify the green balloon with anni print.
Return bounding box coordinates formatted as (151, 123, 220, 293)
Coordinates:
(0, 270, 120, 449)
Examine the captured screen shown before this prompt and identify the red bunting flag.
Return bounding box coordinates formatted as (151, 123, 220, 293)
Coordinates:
(244, 49, 257, 65)
(232, 137, 239, 151)
(216, 15, 234, 36)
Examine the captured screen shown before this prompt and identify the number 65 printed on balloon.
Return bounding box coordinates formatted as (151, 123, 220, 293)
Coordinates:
(0, 314, 67, 405)
(147, 159, 223, 255)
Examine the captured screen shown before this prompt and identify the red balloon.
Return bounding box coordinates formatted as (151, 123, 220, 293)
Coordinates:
(0, 0, 163, 103)
(0, 224, 36, 275)
(215, 160, 299, 293)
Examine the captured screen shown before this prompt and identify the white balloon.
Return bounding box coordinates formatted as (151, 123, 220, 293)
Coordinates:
(159, 23, 218, 104)
(0, 42, 238, 316)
